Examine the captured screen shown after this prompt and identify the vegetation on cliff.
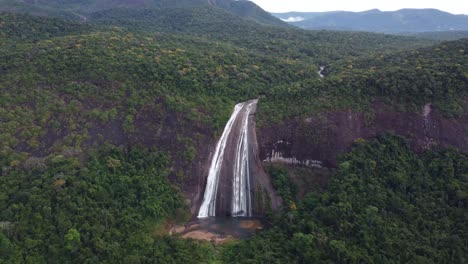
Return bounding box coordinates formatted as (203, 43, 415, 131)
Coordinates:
(222, 136, 468, 263)
(0, 12, 437, 162)
(258, 38, 468, 125)
(0, 146, 216, 263)
(0, 5, 467, 263)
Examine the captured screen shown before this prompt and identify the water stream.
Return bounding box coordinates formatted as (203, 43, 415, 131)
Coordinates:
(318, 66, 325, 78)
(198, 100, 258, 218)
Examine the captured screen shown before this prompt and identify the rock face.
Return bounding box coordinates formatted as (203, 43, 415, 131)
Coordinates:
(18, 98, 281, 217)
(198, 100, 281, 218)
(80, 101, 215, 216)
(18, 100, 467, 218)
(259, 101, 468, 168)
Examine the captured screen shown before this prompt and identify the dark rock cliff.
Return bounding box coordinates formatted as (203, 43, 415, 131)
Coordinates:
(83, 102, 215, 215)
(17, 100, 468, 217)
(258, 101, 468, 168)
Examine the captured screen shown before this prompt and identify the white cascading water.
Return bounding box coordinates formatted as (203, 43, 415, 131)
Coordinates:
(318, 66, 325, 78)
(198, 100, 257, 218)
(231, 101, 256, 217)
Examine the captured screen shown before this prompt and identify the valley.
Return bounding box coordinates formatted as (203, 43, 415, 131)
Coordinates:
(0, 1, 467, 263)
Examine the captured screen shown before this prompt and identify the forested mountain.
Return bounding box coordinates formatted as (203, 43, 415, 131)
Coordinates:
(0, 12, 437, 166)
(0, 0, 287, 26)
(1, 1, 467, 262)
(0, 13, 99, 43)
(223, 135, 468, 263)
(87, 7, 433, 62)
(259, 38, 468, 124)
(274, 8, 468, 33)
(401, 31, 468, 41)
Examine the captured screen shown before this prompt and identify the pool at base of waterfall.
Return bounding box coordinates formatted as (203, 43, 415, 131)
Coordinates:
(170, 218, 263, 243)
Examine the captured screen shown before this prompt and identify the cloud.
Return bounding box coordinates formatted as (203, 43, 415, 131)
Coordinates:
(280, 16, 305, 22)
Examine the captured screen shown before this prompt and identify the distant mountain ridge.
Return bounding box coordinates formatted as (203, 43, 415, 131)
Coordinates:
(273, 9, 468, 33)
(0, 0, 287, 27)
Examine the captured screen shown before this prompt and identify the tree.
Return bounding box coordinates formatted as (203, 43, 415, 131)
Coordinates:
(64, 228, 81, 252)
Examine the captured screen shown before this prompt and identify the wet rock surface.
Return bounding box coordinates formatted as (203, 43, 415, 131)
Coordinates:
(259, 101, 468, 167)
(198, 100, 281, 217)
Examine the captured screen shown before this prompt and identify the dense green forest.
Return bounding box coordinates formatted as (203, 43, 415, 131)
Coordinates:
(0, 0, 83, 20)
(0, 13, 98, 44)
(0, 0, 287, 26)
(258, 38, 468, 124)
(402, 31, 468, 41)
(0, 12, 439, 159)
(222, 136, 468, 263)
(2, 136, 466, 262)
(1, 2, 468, 262)
(0, 146, 215, 263)
(88, 7, 433, 62)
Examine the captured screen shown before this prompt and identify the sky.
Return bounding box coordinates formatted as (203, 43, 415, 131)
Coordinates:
(249, 0, 468, 15)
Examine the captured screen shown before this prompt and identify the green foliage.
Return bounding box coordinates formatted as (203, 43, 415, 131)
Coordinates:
(258, 38, 468, 124)
(223, 135, 468, 263)
(0, 0, 82, 20)
(0, 11, 441, 161)
(89, 7, 433, 63)
(1, 9, 467, 264)
(0, 146, 215, 263)
(267, 165, 296, 203)
(64, 228, 81, 251)
(406, 31, 468, 41)
(122, 114, 135, 133)
(1, 0, 287, 27)
(0, 12, 96, 48)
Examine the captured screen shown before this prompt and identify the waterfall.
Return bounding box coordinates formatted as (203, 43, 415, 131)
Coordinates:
(231, 101, 256, 217)
(198, 100, 258, 218)
(318, 66, 325, 78)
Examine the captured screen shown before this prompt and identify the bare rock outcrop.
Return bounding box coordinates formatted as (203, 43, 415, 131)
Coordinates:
(259, 101, 468, 167)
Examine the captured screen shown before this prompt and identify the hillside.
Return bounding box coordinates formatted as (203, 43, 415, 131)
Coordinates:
(0, 12, 436, 180)
(1, 14, 302, 262)
(87, 7, 433, 62)
(0, 6, 467, 264)
(0, 12, 440, 169)
(0, 13, 99, 45)
(0, 0, 83, 19)
(257, 37, 467, 167)
(258, 38, 468, 124)
(224, 135, 468, 263)
(0, 0, 287, 26)
(274, 9, 468, 33)
(401, 31, 468, 41)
